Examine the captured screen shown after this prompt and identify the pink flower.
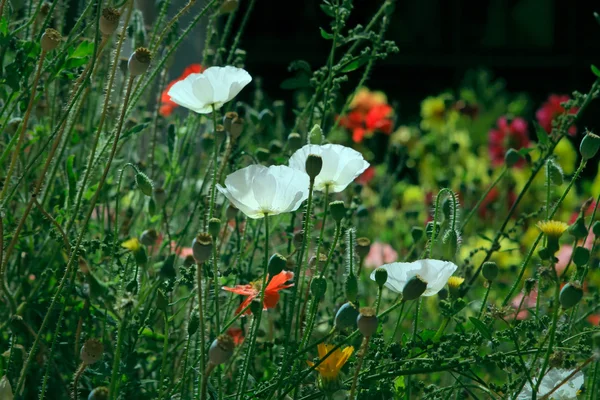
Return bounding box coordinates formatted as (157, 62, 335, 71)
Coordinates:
(364, 242, 398, 269)
(511, 289, 538, 320)
(536, 94, 578, 136)
(488, 116, 530, 167)
(170, 241, 194, 258)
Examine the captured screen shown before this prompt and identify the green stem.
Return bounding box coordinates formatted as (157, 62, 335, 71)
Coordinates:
(349, 336, 370, 400)
(433, 317, 450, 342)
(208, 105, 220, 221)
(196, 263, 207, 400)
(461, 168, 507, 230)
(108, 312, 128, 400)
(159, 310, 170, 399)
(478, 281, 492, 319)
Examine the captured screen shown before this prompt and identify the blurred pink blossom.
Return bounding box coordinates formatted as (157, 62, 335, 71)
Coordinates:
(555, 234, 595, 275)
(511, 289, 538, 320)
(364, 241, 398, 269)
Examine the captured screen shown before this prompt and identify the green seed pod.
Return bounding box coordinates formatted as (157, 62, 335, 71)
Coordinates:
(208, 218, 221, 238)
(329, 201, 346, 223)
(208, 335, 235, 365)
(593, 221, 600, 237)
(256, 148, 270, 162)
(442, 229, 459, 260)
(250, 299, 262, 316)
(156, 290, 168, 313)
(188, 313, 200, 336)
(546, 159, 564, 186)
(580, 131, 600, 160)
(482, 261, 498, 281)
(269, 140, 283, 155)
(357, 308, 378, 337)
(310, 277, 327, 299)
(569, 217, 588, 239)
(334, 302, 359, 331)
(345, 273, 358, 302)
(308, 124, 324, 145)
(230, 117, 244, 139)
(355, 237, 371, 259)
(268, 253, 287, 277)
(202, 133, 215, 152)
(573, 246, 590, 268)
(140, 229, 158, 247)
(287, 133, 303, 152)
(374, 268, 388, 287)
(88, 387, 109, 400)
(135, 172, 154, 196)
(504, 148, 522, 168)
(305, 154, 323, 180)
(559, 282, 584, 309)
(192, 233, 213, 263)
(402, 275, 427, 301)
(411, 227, 424, 243)
(80, 339, 104, 365)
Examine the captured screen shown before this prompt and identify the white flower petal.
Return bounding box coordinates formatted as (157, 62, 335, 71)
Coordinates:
(517, 369, 583, 399)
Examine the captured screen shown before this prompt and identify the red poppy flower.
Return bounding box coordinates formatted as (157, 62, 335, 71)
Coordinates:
(160, 64, 205, 117)
(337, 89, 394, 143)
(536, 94, 579, 136)
(355, 166, 375, 185)
(223, 270, 294, 315)
(478, 187, 517, 219)
(488, 116, 530, 167)
(227, 327, 245, 345)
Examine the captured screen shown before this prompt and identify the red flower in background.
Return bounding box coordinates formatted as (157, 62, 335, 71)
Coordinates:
(227, 327, 245, 345)
(223, 270, 294, 315)
(337, 88, 394, 143)
(488, 116, 530, 167)
(160, 64, 205, 117)
(478, 187, 517, 219)
(536, 94, 579, 136)
(355, 166, 375, 185)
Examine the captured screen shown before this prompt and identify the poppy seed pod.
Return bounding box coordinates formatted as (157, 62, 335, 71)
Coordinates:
(402, 275, 427, 301)
(80, 339, 104, 365)
(223, 111, 238, 132)
(140, 229, 158, 246)
(209, 335, 235, 364)
(573, 246, 590, 268)
(41, 28, 62, 51)
(287, 133, 302, 152)
(128, 47, 151, 76)
(559, 283, 584, 309)
(305, 154, 323, 180)
(229, 117, 244, 139)
(504, 148, 521, 168)
(192, 233, 213, 263)
(374, 268, 388, 287)
(87, 387, 109, 400)
(153, 187, 167, 208)
(268, 253, 287, 277)
(355, 237, 371, 259)
(100, 7, 121, 36)
(202, 133, 215, 152)
(357, 307, 378, 337)
(208, 218, 221, 238)
(329, 200, 346, 223)
(310, 277, 327, 298)
(569, 217, 588, 239)
(482, 261, 498, 281)
(135, 172, 153, 196)
(580, 131, 600, 160)
(334, 302, 359, 331)
(293, 231, 304, 248)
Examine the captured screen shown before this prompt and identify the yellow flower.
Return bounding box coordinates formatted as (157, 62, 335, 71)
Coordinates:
(122, 237, 141, 252)
(447, 276, 465, 289)
(537, 220, 569, 238)
(306, 343, 354, 381)
(554, 139, 577, 175)
(420, 95, 458, 132)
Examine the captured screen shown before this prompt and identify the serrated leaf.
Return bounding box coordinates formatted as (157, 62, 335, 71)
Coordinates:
(533, 121, 550, 145)
(469, 317, 492, 340)
(340, 56, 369, 73)
(592, 64, 600, 78)
(320, 28, 333, 40)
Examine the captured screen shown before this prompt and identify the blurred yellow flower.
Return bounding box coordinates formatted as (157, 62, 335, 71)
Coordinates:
(554, 139, 577, 175)
(402, 185, 426, 207)
(420, 95, 458, 132)
(122, 237, 141, 252)
(306, 343, 354, 381)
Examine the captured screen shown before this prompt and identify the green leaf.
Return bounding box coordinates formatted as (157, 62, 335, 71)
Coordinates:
(70, 40, 94, 59)
(394, 376, 405, 399)
(533, 121, 550, 145)
(592, 64, 600, 78)
(340, 56, 369, 73)
(517, 147, 533, 157)
(66, 155, 77, 207)
(121, 122, 150, 139)
(320, 3, 335, 17)
(469, 317, 492, 340)
(320, 28, 333, 40)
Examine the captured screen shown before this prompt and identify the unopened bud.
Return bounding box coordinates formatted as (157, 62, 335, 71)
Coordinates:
(573, 247, 590, 268)
(100, 7, 121, 36)
(287, 133, 302, 152)
(482, 261, 498, 281)
(308, 124, 324, 145)
(208, 218, 221, 238)
(310, 277, 327, 299)
(202, 133, 215, 152)
(87, 387, 109, 400)
(374, 268, 388, 287)
(559, 282, 583, 309)
(41, 28, 62, 51)
(334, 302, 359, 331)
(80, 338, 104, 365)
(569, 217, 588, 239)
(580, 131, 600, 160)
(188, 313, 200, 335)
(357, 307, 378, 337)
(402, 275, 427, 301)
(546, 160, 564, 186)
(192, 233, 213, 263)
(305, 154, 323, 180)
(230, 117, 244, 139)
(442, 229, 459, 260)
(268, 253, 287, 277)
(329, 201, 346, 223)
(208, 335, 235, 364)
(411, 227, 424, 243)
(135, 172, 153, 196)
(293, 231, 304, 248)
(504, 148, 522, 168)
(256, 148, 270, 162)
(128, 47, 151, 76)
(269, 140, 283, 155)
(140, 229, 158, 246)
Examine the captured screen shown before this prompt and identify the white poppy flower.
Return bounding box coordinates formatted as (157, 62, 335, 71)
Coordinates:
(517, 369, 583, 400)
(217, 165, 310, 219)
(288, 144, 370, 192)
(370, 259, 458, 296)
(167, 66, 252, 114)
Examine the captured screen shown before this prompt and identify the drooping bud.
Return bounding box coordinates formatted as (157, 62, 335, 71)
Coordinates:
(569, 217, 588, 239)
(128, 47, 151, 76)
(425, 221, 441, 240)
(504, 148, 522, 168)
(546, 159, 564, 186)
(268, 253, 287, 277)
(580, 131, 600, 160)
(482, 261, 498, 281)
(208, 218, 221, 238)
(329, 201, 346, 223)
(402, 275, 427, 301)
(310, 277, 327, 299)
(41, 28, 62, 51)
(573, 247, 590, 268)
(140, 229, 158, 246)
(135, 172, 153, 196)
(374, 268, 388, 288)
(308, 124, 324, 145)
(334, 302, 359, 331)
(357, 307, 378, 337)
(411, 227, 424, 243)
(100, 7, 121, 36)
(287, 133, 302, 152)
(80, 338, 104, 365)
(559, 283, 584, 309)
(345, 273, 358, 302)
(87, 387, 109, 400)
(305, 154, 323, 180)
(192, 233, 213, 263)
(208, 335, 235, 364)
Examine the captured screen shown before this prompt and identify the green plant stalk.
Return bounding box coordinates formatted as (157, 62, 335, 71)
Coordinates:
(196, 262, 207, 400)
(159, 310, 170, 399)
(208, 105, 220, 220)
(461, 168, 507, 230)
(349, 336, 370, 400)
(389, 300, 407, 343)
(318, 0, 341, 128)
(108, 312, 128, 400)
(212, 234, 221, 337)
(215, 6, 237, 64)
(433, 317, 451, 342)
(226, 0, 256, 65)
(179, 330, 193, 400)
(38, 301, 66, 400)
(72, 363, 87, 400)
(236, 214, 270, 399)
(406, 298, 422, 400)
(478, 281, 492, 319)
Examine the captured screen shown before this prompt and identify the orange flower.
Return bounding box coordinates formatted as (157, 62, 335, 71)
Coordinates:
(337, 88, 394, 143)
(227, 327, 245, 345)
(222, 270, 294, 315)
(160, 64, 205, 117)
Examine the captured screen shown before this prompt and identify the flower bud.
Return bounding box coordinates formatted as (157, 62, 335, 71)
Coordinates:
(442, 229, 459, 260)
(411, 227, 424, 243)
(249, 299, 262, 316)
(357, 307, 378, 337)
(546, 159, 564, 186)
(329, 201, 346, 223)
(268, 253, 287, 277)
(310, 277, 327, 299)
(482, 261, 498, 281)
(160, 254, 177, 279)
(156, 290, 168, 313)
(287, 133, 302, 152)
(504, 148, 522, 168)
(128, 47, 151, 76)
(580, 131, 600, 160)
(192, 233, 213, 263)
(188, 312, 200, 335)
(345, 273, 358, 302)
(355, 237, 371, 260)
(559, 282, 583, 309)
(573, 246, 590, 268)
(223, 111, 238, 132)
(153, 187, 167, 208)
(80, 338, 104, 365)
(208, 218, 221, 238)
(269, 140, 283, 155)
(88, 387, 109, 400)
(100, 7, 121, 36)
(230, 117, 244, 139)
(374, 268, 388, 287)
(441, 198, 452, 221)
(41, 28, 62, 51)
(593, 221, 600, 237)
(305, 154, 323, 180)
(334, 302, 359, 331)
(447, 276, 464, 297)
(569, 217, 588, 239)
(135, 172, 153, 196)
(308, 124, 324, 145)
(7, 117, 22, 134)
(140, 229, 158, 246)
(256, 148, 270, 162)
(133, 247, 148, 266)
(524, 278, 536, 294)
(402, 275, 427, 301)
(209, 335, 235, 364)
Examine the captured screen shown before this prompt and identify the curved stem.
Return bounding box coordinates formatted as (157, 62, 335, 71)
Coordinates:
(349, 337, 370, 400)
(72, 363, 87, 400)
